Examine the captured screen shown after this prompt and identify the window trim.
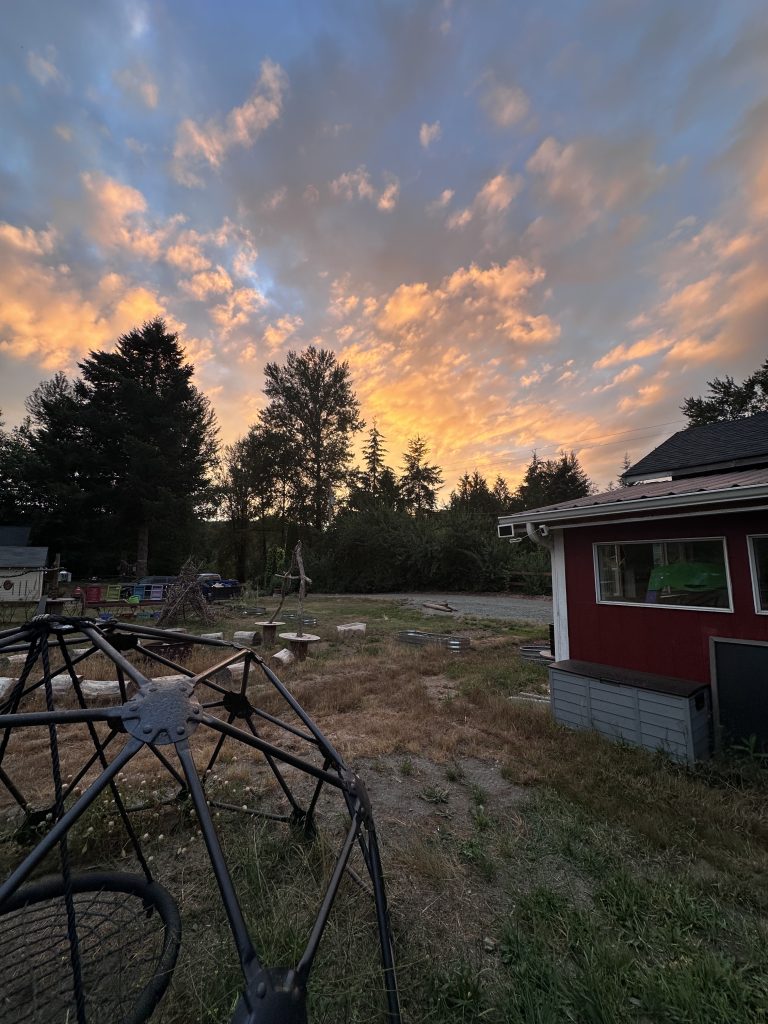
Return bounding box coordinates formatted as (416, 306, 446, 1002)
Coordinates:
(592, 536, 733, 613)
(747, 534, 768, 616)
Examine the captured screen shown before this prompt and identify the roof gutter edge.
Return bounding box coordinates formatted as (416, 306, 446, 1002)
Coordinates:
(498, 482, 768, 530)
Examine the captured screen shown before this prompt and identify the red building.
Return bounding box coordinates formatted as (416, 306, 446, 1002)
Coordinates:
(498, 414, 768, 758)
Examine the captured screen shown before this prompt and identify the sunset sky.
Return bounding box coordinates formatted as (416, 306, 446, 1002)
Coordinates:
(2, 1, 768, 493)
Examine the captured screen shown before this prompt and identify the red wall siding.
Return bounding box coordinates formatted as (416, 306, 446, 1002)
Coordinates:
(564, 511, 768, 683)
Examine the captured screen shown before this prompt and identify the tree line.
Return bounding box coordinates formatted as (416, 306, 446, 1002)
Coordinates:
(1, 319, 764, 592)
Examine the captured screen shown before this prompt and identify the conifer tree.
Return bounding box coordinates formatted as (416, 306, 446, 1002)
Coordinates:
(399, 436, 443, 514)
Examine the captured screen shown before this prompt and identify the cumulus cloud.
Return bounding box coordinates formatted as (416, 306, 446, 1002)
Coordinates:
(210, 287, 266, 336)
(0, 229, 171, 369)
(447, 172, 522, 228)
(330, 166, 400, 211)
(0, 222, 56, 255)
(376, 257, 559, 348)
(179, 266, 233, 300)
(328, 276, 360, 319)
(80, 172, 172, 260)
(427, 188, 454, 212)
(377, 178, 400, 211)
(165, 231, 212, 273)
(263, 314, 303, 351)
(172, 59, 287, 186)
(419, 121, 441, 148)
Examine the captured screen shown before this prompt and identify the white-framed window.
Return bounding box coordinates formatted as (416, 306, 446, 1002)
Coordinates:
(748, 535, 768, 614)
(594, 537, 732, 612)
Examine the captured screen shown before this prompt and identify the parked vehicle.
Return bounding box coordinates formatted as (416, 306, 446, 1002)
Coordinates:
(119, 576, 177, 600)
(201, 577, 241, 602)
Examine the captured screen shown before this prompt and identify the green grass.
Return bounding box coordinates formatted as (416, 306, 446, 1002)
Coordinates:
(489, 793, 768, 1024)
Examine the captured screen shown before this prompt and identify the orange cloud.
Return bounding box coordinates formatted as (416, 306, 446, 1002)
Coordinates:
(0, 232, 174, 370)
(592, 363, 643, 392)
(330, 166, 400, 211)
(594, 333, 673, 368)
(209, 287, 266, 336)
(447, 172, 522, 229)
(172, 59, 287, 187)
(179, 266, 233, 300)
(262, 314, 303, 351)
(0, 222, 56, 255)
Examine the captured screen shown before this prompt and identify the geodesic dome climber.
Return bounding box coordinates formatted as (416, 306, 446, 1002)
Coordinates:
(0, 614, 401, 1023)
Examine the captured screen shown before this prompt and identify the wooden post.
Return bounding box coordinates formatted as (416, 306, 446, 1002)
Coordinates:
(47, 553, 61, 599)
(136, 524, 149, 578)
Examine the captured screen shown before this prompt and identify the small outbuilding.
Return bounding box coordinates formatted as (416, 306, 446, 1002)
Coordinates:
(0, 547, 49, 603)
(498, 414, 768, 760)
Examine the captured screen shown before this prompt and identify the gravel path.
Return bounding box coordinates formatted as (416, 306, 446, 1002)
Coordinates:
(348, 592, 554, 626)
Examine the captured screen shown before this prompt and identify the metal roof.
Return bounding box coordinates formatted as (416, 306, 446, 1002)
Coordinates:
(498, 468, 768, 530)
(0, 547, 48, 568)
(623, 412, 768, 482)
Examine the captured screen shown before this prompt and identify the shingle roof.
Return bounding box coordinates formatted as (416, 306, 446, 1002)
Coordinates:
(498, 468, 768, 529)
(0, 527, 31, 546)
(623, 412, 768, 482)
(0, 547, 48, 568)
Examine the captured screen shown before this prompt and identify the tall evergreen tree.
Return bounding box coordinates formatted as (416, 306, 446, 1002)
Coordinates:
(449, 471, 499, 514)
(399, 436, 443, 515)
(0, 412, 32, 523)
(362, 423, 388, 496)
(516, 450, 593, 510)
(491, 475, 515, 512)
(11, 374, 98, 565)
(681, 359, 768, 425)
(261, 346, 364, 529)
(75, 318, 219, 574)
(618, 451, 632, 487)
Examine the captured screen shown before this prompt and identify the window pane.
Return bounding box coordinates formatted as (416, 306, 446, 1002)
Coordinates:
(752, 538, 768, 611)
(596, 540, 729, 609)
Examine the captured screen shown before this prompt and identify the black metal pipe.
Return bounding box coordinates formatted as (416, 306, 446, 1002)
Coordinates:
(0, 738, 142, 905)
(365, 823, 402, 1023)
(107, 621, 236, 648)
(175, 740, 260, 976)
(0, 707, 121, 729)
(297, 806, 362, 981)
(200, 714, 345, 791)
(79, 625, 151, 691)
(259, 661, 347, 768)
(243, 714, 303, 816)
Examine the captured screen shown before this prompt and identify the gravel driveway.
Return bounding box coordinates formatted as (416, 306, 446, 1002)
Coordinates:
(348, 592, 554, 626)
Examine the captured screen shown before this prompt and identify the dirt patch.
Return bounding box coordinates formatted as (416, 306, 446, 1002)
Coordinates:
(349, 754, 531, 954)
(422, 674, 459, 702)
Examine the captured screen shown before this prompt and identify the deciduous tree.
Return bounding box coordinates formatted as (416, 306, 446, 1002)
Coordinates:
(262, 346, 364, 529)
(681, 359, 768, 425)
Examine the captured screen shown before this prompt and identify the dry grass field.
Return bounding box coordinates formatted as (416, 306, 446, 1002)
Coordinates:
(1, 594, 767, 1022)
